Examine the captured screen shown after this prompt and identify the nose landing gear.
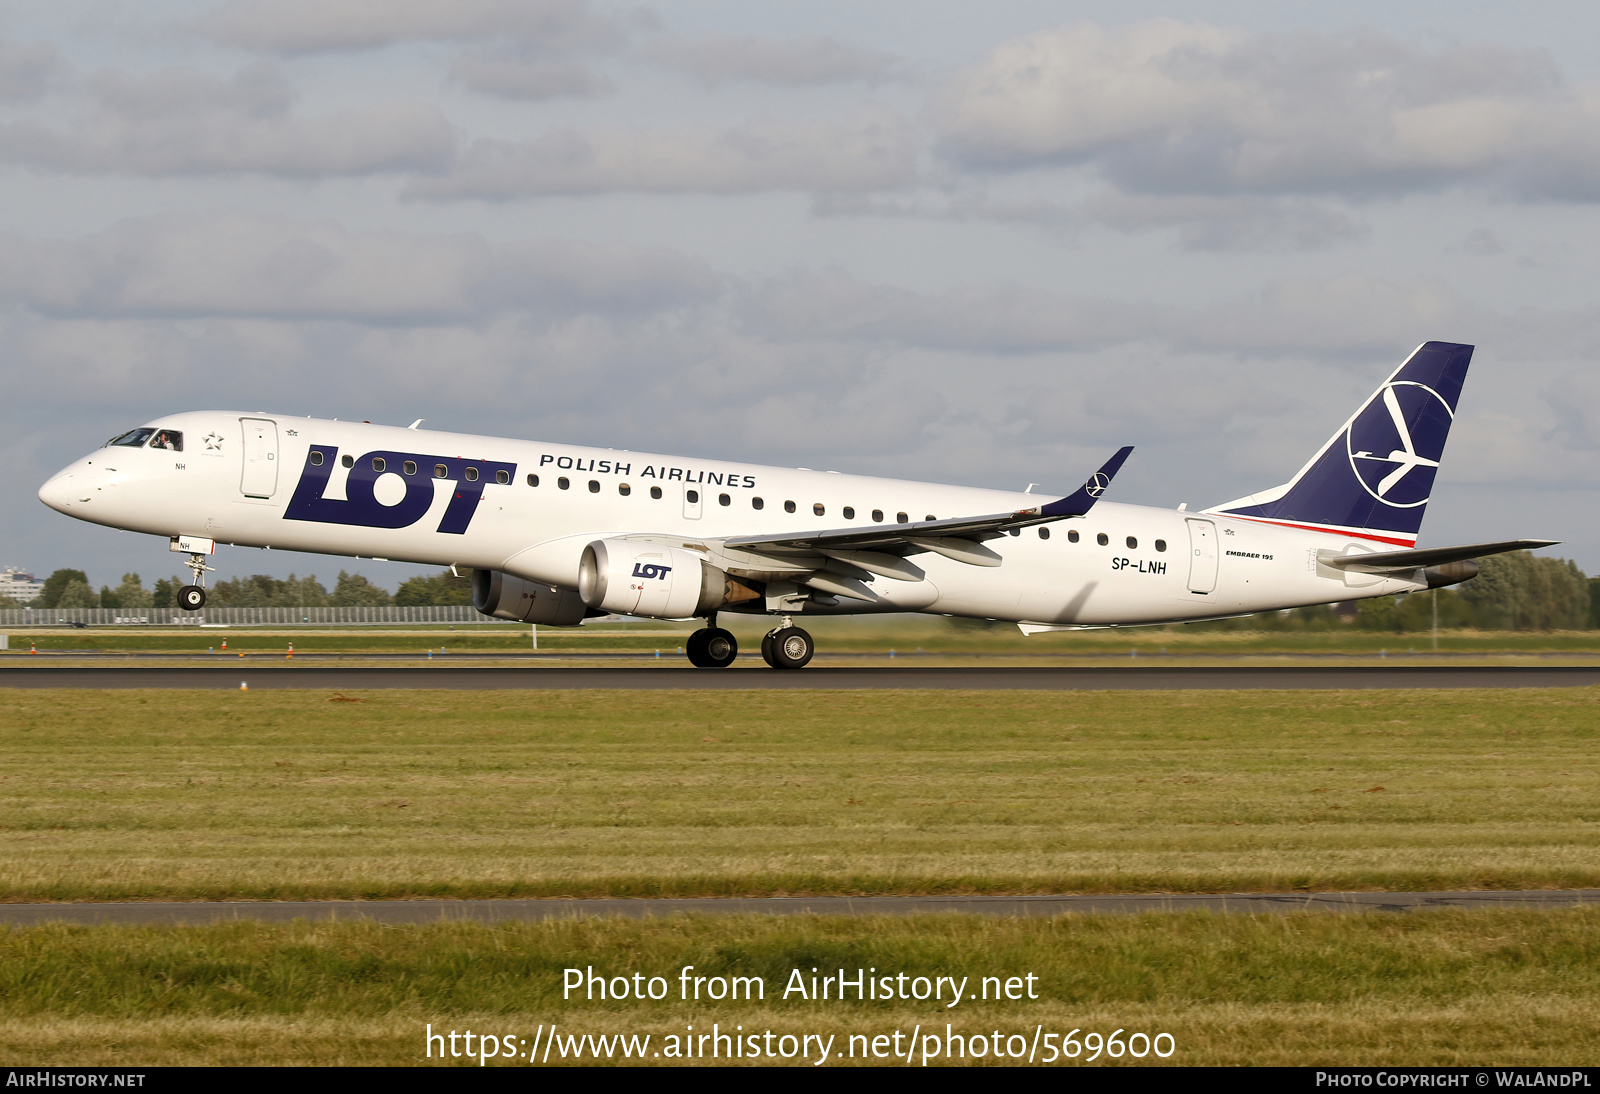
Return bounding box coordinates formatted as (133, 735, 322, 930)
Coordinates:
(178, 551, 213, 612)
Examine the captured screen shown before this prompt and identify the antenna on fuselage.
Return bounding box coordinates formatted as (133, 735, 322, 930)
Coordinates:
(409, 419, 424, 429)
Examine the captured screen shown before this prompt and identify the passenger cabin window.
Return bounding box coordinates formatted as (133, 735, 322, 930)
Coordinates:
(495, 470, 510, 485)
(1155, 539, 1167, 552)
(843, 507, 855, 519)
(588, 480, 600, 493)
(753, 497, 764, 510)
(464, 467, 479, 482)
(896, 512, 908, 524)
(1067, 530, 1079, 543)
(619, 483, 631, 496)
(434, 464, 448, 478)
(309, 451, 324, 466)
(926, 515, 936, 521)
(1096, 533, 1109, 546)
(527, 473, 539, 487)
(872, 509, 884, 522)
(784, 500, 796, 513)
(687, 489, 699, 504)
(342, 455, 355, 468)
(372, 457, 385, 472)
(1008, 529, 1020, 537)
(150, 430, 183, 452)
(107, 428, 155, 448)
(719, 493, 730, 506)
(813, 503, 825, 516)
(558, 477, 570, 490)
(650, 486, 662, 499)
(1039, 527, 1050, 539)
(1126, 536, 1138, 549)
(403, 461, 417, 476)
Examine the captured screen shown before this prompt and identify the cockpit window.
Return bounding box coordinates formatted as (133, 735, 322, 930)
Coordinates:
(149, 430, 183, 452)
(107, 428, 155, 448)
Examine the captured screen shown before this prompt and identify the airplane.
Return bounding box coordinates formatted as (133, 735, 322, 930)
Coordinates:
(37, 341, 1553, 668)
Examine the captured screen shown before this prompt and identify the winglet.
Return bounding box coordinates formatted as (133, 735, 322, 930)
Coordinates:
(1035, 446, 1134, 518)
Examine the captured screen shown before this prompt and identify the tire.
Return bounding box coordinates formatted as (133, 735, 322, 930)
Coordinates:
(765, 626, 814, 669)
(701, 627, 737, 668)
(178, 585, 206, 611)
(685, 627, 737, 668)
(760, 631, 778, 668)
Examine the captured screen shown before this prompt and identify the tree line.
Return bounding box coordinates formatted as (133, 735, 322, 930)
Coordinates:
(7, 552, 1599, 631)
(5, 568, 474, 610)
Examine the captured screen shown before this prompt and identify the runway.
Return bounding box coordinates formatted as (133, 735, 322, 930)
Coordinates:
(1, 891, 1594, 925)
(1, 665, 1598, 689)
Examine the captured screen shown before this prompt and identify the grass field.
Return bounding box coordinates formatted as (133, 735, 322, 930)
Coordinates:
(7, 620, 1600, 657)
(2, 910, 1598, 1065)
(1, 687, 1596, 900)
(3, 684, 1597, 1066)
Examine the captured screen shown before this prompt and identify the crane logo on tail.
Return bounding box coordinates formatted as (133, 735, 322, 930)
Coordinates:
(1345, 381, 1453, 509)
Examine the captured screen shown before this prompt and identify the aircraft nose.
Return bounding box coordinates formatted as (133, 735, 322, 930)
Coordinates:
(38, 466, 84, 514)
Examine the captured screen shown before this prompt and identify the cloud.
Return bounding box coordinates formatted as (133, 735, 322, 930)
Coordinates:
(0, 214, 718, 322)
(0, 63, 454, 176)
(407, 111, 918, 198)
(0, 37, 62, 99)
(935, 20, 1600, 201)
(734, 267, 1511, 362)
(649, 34, 899, 88)
(449, 50, 611, 99)
(198, 0, 619, 54)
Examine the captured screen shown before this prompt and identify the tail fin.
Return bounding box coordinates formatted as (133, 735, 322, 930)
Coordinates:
(1207, 341, 1472, 547)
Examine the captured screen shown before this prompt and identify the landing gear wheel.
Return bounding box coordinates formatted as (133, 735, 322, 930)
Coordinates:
(762, 626, 814, 670)
(178, 585, 206, 611)
(686, 627, 738, 668)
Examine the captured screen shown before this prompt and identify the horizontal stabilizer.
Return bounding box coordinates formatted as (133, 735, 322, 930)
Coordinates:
(1323, 539, 1558, 574)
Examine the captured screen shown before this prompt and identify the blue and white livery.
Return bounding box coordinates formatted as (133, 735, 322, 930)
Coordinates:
(37, 342, 1553, 668)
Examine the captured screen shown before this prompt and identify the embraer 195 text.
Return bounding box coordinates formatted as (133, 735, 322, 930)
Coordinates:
(38, 342, 1554, 668)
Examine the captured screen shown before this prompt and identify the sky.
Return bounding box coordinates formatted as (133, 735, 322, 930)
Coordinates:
(3, 0, 1598, 592)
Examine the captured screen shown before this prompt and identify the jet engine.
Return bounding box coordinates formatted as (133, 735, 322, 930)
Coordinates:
(579, 539, 755, 619)
(472, 569, 590, 625)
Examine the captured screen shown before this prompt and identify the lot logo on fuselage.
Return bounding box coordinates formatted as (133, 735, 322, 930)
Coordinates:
(1345, 381, 1452, 509)
(285, 445, 516, 535)
(632, 563, 672, 580)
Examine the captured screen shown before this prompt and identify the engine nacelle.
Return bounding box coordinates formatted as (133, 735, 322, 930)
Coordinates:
(472, 569, 590, 625)
(579, 539, 730, 619)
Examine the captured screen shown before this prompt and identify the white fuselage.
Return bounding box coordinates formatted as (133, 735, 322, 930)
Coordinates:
(38, 412, 1426, 625)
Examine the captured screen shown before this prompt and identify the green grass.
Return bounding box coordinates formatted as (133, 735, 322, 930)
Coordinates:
(8, 621, 1600, 656)
(1, 688, 1597, 900)
(2, 911, 1598, 1065)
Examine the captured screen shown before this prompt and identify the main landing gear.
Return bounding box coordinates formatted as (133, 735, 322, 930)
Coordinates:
(683, 615, 815, 669)
(760, 618, 814, 670)
(686, 624, 738, 668)
(178, 551, 213, 611)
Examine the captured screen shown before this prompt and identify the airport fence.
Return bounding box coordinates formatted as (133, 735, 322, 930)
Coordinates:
(0, 605, 504, 627)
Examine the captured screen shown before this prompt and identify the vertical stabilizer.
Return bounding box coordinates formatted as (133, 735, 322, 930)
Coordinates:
(1206, 341, 1472, 546)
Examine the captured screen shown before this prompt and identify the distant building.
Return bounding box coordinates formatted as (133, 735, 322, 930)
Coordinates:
(0, 567, 44, 605)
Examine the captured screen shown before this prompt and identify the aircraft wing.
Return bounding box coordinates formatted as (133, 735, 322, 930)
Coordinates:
(721, 447, 1134, 568)
(1321, 539, 1558, 574)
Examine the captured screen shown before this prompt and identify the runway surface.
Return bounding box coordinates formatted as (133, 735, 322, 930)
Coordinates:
(2, 891, 1595, 925)
(1, 665, 1599, 689)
